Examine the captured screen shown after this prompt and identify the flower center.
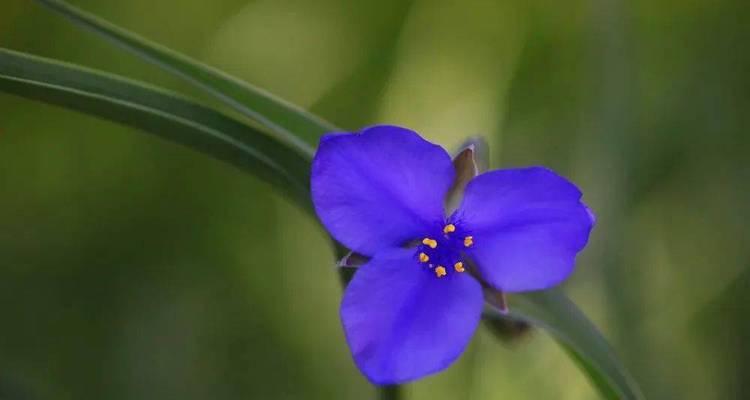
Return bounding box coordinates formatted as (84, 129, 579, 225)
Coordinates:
(414, 223, 474, 278)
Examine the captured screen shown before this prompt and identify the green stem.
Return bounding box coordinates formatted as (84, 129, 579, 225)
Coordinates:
(378, 385, 402, 400)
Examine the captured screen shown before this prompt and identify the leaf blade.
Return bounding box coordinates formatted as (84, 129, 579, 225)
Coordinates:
(485, 289, 644, 400)
(0, 48, 312, 209)
(35, 0, 337, 155)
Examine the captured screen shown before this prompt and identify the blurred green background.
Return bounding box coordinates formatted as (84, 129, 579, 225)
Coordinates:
(1, 0, 748, 399)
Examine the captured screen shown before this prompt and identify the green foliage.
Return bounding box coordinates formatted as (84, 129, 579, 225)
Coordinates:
(506, 291, 643, 399)
(12, 0, 733, 398)
(36, 0, 335, 157)
(0, 49, 311, 210)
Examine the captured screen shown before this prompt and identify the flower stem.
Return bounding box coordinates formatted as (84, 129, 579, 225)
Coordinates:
(378, 385, 402, 400)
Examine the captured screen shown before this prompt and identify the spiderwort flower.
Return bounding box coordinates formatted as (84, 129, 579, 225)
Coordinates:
(311, 125, 594, 384)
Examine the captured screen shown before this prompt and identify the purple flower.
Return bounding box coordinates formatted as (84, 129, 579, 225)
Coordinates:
(311, 125, 594, 384)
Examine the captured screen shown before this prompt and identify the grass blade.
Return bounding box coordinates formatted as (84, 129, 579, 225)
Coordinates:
(35, 0, 338, 156)
(0, 48, 312, 209)
(484, 289, 644, 400)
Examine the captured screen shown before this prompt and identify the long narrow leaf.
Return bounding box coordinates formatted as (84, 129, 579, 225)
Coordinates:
(0, 48, 311, 209)
(35, 0, 336, 156)
(484, 290, 644, 400)
(2, 15, 641, 394)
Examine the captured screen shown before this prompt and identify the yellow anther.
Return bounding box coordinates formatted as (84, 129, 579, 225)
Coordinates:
(435, 266, 447, 278)
(422, 238, 438, 249)
(454, 262, 465, 273)
(443, 224, 456, 234)
(418, 252, 430, 263)
(463, 236, 474, 247)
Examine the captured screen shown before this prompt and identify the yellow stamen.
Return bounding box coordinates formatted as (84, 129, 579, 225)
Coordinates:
(443, 224, 456, 234)
(454, 262, 465, 272)
(418, 252, 430, 263)
(435, 266, 447, 278)
(422, 238, 438, 249)
(463, 236, 474, 247)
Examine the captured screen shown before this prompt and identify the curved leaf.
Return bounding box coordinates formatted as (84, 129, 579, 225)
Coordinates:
(2, 12, 640, 393)
(485, 289, 644, 400)
(35, 0, 336, 156)
(0, 48, 312, 209)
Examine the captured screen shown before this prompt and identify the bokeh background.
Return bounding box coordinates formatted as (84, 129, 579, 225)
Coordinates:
(1, 0, 748, 399)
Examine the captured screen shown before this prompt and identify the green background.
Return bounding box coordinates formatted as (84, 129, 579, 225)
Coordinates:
(1, 0, 748, 399)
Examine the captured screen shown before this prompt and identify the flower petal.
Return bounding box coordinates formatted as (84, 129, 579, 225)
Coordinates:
(311, 125, 454, 255)
(340, 249, 483, 384)
(455, 167, 594, 292)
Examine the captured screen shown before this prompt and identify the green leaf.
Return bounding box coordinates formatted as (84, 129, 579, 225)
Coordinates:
(0, 48, 312, 210)
(35, 0, 338, 156)
(486, 289, 644, 400)
(3, 3, 642, 396)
